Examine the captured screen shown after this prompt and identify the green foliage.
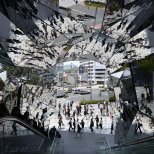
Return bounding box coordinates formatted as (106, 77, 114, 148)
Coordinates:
(113, 0, 121, 11)
(100, 89, 106, 92)
(63, 45, 73, 51)
(107, 0, 122, 11)
(65, 89, 72, 93)
(109, 96, 116, 102)
(64, 94, 68, 98)
(84, 1, 106, 8)
(26, 75, 40, 85)
(137, 57, 154, 74)
(80, 100, 107, 105)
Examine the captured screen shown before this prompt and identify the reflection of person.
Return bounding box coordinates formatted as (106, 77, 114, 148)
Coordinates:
(111, 120, 114, 134)
(135, 119, 142, 134)
(145, 105, 152, 116)
(11, 122, 17, 135)
(111, 116, 114, 134)
(0, 122, 5, 134)
(99, 91, 101, 97)
(140, 93, 146, 109)
(119, 94, 123, 108)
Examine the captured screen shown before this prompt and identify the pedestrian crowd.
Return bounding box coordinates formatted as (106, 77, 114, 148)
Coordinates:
(56, 100, 116, 137)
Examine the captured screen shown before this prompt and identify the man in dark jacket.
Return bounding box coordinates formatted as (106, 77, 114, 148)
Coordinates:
(90, 119, 94, 132)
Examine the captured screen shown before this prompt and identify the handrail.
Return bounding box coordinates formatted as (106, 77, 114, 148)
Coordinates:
(0, 116, 49, 140)
(105, 135, 154, 150)
(37, 138, 44, 151)
(50, 136, 56, 152)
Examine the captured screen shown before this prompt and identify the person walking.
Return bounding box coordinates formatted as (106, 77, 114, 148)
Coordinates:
(98, 102, 100, 108)
(84, 109, 88, 119)
(90, 119, 94, 132)
(58, 103, 61, 110)
(73, 110, 76, 117)
(81, 119, 85, 131)
(90, 109, 93, 117)
(135, 119, 142, 134)
(95, 115, 99, 129)
(79, 105, 82, 114)
(70, 102, 73, 110)
(58, 118, 62, 129)
(63, 104, 66, 114)
(76, 123, 82, 138)
(69, 118, 73, 132)
(100, 107, 103, 116)
(58, 111, 61, 118)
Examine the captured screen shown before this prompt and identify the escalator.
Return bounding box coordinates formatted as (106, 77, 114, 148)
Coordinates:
(0, 116, 54, 154)
(97, 136, 154, 154)
(0, 116, 49, 139)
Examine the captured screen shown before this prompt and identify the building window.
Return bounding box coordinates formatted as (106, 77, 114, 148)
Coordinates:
(95, 69, 105, 71)
(96, 77, 103, 79)
(95, 73, 105, 75)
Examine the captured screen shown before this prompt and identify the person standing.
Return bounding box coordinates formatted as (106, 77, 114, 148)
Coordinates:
(90, 119, 94, 132)
(49, 126, 57, 140)
(111, 120, 114, 134)
(99, 117, 103, 129)
(81, 119, 85, 131)
(73, 118, 76, 132)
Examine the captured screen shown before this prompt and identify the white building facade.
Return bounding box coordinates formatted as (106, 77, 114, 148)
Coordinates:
(79, 61, 108, 85)
(56, 63, 64, 86)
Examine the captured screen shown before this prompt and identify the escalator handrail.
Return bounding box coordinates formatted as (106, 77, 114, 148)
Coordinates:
(106, 135, 154, 150)
(0, 116, 49, 140)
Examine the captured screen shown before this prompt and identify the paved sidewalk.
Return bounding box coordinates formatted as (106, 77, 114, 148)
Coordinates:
(59, 131, 115, 154)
